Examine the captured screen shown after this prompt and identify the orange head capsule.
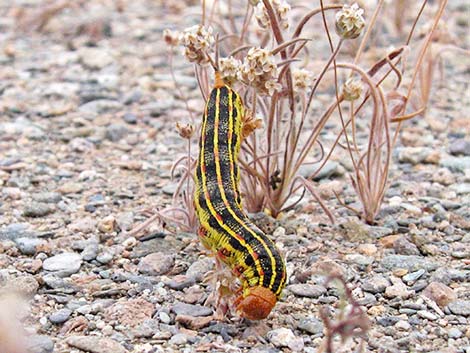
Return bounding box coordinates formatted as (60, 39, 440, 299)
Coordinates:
(235, 286, 277, 320)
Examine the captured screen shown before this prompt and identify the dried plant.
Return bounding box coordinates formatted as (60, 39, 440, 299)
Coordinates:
(318, 275, 370, 353)
(154, 0, 449, 232)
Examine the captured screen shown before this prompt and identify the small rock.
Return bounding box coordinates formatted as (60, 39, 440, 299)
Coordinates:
(357, 243, 377, 256)
(98, 216, 116, 233)
(186, 257, 214, 281)
(66, 336, 127, 353)
(448, 327, 463, 339)
(49, 308, 72, 324)
(288, 284, 326, 298)
(398, 147, 433, 165)
(384, 276, 413, 299)
(14, 237, 46, 255)
(57, 182, 83, 195)
(447, 300, 470, 316)
(423, 282, 456, 308)
(23, 202, 55, 217)
(32, 192, 62, 204)
(381, 255, 438, 272)
(81, 242, 99, 261)
(96, 251, 114, 264)
(362, 275, 390, 294)
(79, 47, 114, 69)
(297, 316, 324, 335)
(417, 310, 437, 321)
(2, 274, 39, 296)
(267, 328, 303, 351)
(393, 237, 420, 255)
(43, 253, 82, 277)
(312, 260, 347, 278)
(25, 335, 54, 353)
(395, 320, 411, 331)
(169, 333, 188, 346)
(432, 168, 456, 186)
(402, 269, 425, 284)
(133, 319, 160, 338)
(138, 252, 174, 276)
(122, 113, 137, 124)
(105, 124, 128, 142)
(171, 302, 213, 317)
(440, 156, 470, 173)
(449, 139, 470, 156)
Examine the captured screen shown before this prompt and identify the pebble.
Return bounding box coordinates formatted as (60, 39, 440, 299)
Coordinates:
(169, 333, 188, 346)
(43, 252, 82, 277)
(423, 282, 456, 307)
(267, 328, 304, 351)
(402, 269, 426, 284)
(395, 320, 411, 331)
(297, 316, 324, 335)
(81, 242, 100, 261)
(25, 335, 54, 353)
(448, 300, 470, 316)
(361, 275, 390, 294)
(171, 302, 213, 317)
(57, 182, 84, 195)
(32, 192, 62, 204)
(393, 237, 421, 255)
(14, 237, 47, 255)
(23, 202, 55, 217)
(384, 276, 414, 299)
(66, 336, 128, 353)
(440, 156, 470, 173)
(417, 310, 438, 321)
(79, 47, 114, 69)
(138, 252, 175, 275)
(448, 327, 463, 338)
(449, 139, 470, 156)
(381, 255, 438, 272)
(49, 308, 72, 324)
(186, 257, 215, 281)
(105, 124, 128, 142)
(288, 284, 326, 298)
(2, 274, 39, 296)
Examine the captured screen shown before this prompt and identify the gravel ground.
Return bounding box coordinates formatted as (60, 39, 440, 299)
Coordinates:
(0, 1, 469, 353)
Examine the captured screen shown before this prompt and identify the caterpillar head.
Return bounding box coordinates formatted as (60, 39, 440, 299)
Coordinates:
(235, 286, 277, 320)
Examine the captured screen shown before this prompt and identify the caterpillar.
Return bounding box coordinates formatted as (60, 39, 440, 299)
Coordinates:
(194, 71, 287, 320)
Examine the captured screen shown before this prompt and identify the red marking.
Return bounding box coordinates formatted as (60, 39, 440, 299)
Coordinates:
(217, 248, 231, 259)
(198, 227, 207, 238)
(216, 214, 223, 222)
(232, 265, 245, 276)
(252, 252, 259, 260)
(201, 164, 206, 173)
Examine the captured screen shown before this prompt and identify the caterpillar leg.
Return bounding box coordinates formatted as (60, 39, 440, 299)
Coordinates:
(234, 286, 277, 320)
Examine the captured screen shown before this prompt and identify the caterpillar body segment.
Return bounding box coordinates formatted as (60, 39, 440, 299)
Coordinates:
(194, 72, 287, 320)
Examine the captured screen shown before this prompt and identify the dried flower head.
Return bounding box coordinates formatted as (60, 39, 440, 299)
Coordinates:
(163, 29, 180, 46)
(180, 25, 214, 64)
(335, 3, 365, 40)
(219, 56, 241, 85)
(342, 78, 363, 101)
(254, 0, 291, 30)
(176, 122, 195, 139)
(240, 47, 280, 95)
(292, 69, 315, 93)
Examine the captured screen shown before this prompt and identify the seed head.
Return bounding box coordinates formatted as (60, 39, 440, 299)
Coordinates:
(292, 69, 315, 93)
(176, 122, 195, 139)
(240, 47, 280, 96)
(335, 3, 365, 40)
(219, 56, 242, 85)
(342, 78, 363, 101)
(180, 25, 214, 64)
(163, 29, 180, 46)
(254, 0, 291, 30)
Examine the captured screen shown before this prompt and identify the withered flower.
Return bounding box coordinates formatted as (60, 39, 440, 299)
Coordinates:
(335, 3, 365, 40)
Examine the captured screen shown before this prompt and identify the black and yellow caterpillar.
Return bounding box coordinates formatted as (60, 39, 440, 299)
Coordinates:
(194, 71, 287, 320)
